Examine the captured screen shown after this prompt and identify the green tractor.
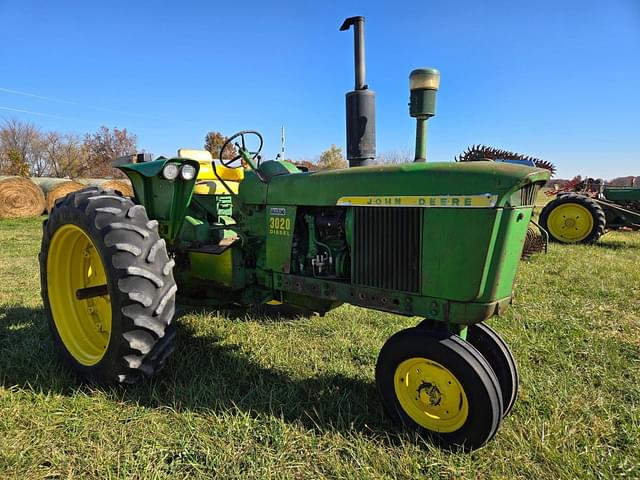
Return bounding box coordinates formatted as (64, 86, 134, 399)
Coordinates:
(539, 177, 640, 244)
(39, 17, 549, 450)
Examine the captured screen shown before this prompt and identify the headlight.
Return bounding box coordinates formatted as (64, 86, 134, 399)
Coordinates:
(180, 164, 196, 180)
(162, 163, 179, 180)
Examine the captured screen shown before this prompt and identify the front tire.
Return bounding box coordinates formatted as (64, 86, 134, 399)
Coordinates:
(376, 328, 503, 450)
(40, 188, 177, 384)
(466, 323, 519, 417)
(540, 193, 606, 244)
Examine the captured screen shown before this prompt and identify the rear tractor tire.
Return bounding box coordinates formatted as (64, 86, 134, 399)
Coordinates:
(540, 193, 606, 244)
(39, 188, 177, 385)
(375, 327, 503, 450)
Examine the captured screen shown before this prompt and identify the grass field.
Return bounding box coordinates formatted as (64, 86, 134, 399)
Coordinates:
(1, 216, 639, 479)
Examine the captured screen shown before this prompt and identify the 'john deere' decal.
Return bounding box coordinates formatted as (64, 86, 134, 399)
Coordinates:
(336, 194, 498, 208)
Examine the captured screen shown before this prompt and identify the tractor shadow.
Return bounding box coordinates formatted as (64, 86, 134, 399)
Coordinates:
(594, 238, 640, 250)
(0, 305, 401, 444)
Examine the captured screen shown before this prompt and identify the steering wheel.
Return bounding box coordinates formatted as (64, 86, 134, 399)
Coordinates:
(219, 130, 263, 169)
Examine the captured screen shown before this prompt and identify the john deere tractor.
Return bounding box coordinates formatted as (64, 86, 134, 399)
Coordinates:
(39, 17, 550, 450)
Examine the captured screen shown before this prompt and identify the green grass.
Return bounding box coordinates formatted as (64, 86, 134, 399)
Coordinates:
(1, 217, 639, 479)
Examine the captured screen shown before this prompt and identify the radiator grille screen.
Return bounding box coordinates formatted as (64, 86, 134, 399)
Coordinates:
(352, 207, 422, 293)
(519, 184, 540, 206)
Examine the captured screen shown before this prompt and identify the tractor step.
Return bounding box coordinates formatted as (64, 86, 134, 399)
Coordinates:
(185, 237, 238, 255)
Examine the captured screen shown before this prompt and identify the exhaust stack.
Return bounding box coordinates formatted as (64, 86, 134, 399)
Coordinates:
(340, 16, 376, 167)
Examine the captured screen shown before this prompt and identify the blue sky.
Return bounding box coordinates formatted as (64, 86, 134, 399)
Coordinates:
(0, 0, 638, 179)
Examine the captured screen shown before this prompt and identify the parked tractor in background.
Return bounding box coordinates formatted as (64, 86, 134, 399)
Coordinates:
(540, 177, 640, 244)
(39, 17, 550, 450)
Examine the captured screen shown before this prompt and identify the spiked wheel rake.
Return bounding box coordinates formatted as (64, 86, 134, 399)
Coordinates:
(455, 145, 557, 176)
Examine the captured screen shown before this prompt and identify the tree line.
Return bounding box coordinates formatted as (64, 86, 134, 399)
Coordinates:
(0, 118, 421, 179)
(0, 119, 136, 178)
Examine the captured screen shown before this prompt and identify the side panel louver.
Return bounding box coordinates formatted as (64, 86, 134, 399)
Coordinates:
(519, 184, 540, 206)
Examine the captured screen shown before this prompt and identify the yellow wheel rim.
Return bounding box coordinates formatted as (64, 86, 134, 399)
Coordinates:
(547, 203, 594, 243)
(47, 224, 112, 366)
(394, 357, 468, 433)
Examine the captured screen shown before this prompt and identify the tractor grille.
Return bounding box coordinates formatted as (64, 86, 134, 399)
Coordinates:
(519, 184, 540, 206)
(352, 207, 422, 293)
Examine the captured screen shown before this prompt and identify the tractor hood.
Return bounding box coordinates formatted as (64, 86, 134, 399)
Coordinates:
(261, 161, 549, 208)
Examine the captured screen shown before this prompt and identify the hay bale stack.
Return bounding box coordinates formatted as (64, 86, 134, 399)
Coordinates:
(32, 178, 86, 213)
(0, 176, 47, 219)
(79, 178, 133, 197)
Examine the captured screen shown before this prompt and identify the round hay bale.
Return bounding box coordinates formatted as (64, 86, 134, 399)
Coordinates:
(32, 178, 86, 213)
(78, 178, 133, 197)
(100, 180, 133, 197)
(0, 176, 46, 219)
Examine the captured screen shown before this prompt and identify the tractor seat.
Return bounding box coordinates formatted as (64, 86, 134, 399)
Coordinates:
(177, 149, 244, 183)
(193, 180, 239, 195)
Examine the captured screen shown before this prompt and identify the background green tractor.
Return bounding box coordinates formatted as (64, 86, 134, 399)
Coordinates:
(540, 177, 640, 244)
(39, 16, 549, 450)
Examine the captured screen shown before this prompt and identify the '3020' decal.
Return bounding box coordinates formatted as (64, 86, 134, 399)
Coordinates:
(269, 216, 291, 236)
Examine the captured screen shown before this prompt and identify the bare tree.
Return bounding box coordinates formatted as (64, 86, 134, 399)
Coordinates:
(83, 126, 137, 178)
(375, 149, 413, 165)
(608, 176, 637, 187)
(45, 131, 88, 178)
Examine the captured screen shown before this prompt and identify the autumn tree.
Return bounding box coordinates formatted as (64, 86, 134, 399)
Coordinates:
(317, 144, 347, 170)
(204, 131, 238, 160)
(0, 119, 46, 176)
(4, 149, 30, 176)
(292, 159, 318, 172)
(83, 126, 137, 178)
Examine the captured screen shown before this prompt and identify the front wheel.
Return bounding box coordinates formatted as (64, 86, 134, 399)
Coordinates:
(376, 328, 503, 450)
(40, 188, 177, 384)
(467, 323, 519, 417)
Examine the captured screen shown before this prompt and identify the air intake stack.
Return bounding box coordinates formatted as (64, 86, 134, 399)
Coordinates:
(340, 16, 376, 167)
(409, 68, 440, 162)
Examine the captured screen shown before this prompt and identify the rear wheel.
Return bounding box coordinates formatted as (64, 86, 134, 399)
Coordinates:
(376, 328, 503, 450)
(466, 323, 519, 417)
(40, 188, 177, 384)
(540, 194, 606, 244)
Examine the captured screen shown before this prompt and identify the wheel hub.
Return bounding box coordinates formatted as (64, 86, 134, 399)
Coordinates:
(47, 224, 112, 366)
(416, 380, 442, 406)
(394, 357, 468, 433)
(547, 202, 594, 242)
